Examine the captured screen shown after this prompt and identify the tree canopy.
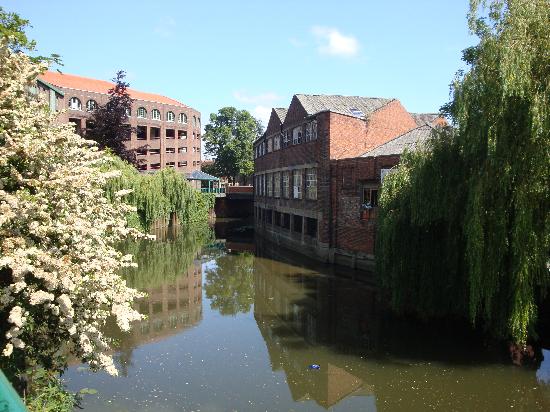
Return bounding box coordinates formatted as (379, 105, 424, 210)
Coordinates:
(86, 71, 137, 165)
(376, 0, 549, 345)
(203, 107, 262, 183)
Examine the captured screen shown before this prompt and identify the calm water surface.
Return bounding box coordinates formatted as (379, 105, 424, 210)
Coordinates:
(66, 221, 550, 411)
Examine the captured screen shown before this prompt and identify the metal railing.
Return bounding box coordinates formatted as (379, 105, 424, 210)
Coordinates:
(200, 187, 226, 194)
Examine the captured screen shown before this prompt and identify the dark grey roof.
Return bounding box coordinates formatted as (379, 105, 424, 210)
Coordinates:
(410, 113, 440, 127)
(362, 125, 434, 157)
(186, 170, 219, 181)
(273, 108, 288, 123)
(295, 94, 393, 118)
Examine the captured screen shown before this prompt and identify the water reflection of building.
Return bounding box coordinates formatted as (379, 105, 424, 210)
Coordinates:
(253, 251, 379, 409)
(131, 259, 203, 345)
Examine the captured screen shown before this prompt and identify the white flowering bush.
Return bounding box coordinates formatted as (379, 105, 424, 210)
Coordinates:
(0, 41, 145, 378)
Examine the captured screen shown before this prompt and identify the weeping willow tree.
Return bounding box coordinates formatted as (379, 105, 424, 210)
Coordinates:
(102, 155, 215, 231)
(377, 0, 549, 345)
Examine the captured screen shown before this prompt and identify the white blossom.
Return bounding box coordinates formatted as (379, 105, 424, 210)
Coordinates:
(3, 343, 13, 357)
(0, 42, 146, 376)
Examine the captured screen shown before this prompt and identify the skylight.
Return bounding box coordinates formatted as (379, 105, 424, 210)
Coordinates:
(350, 108, 365, 117)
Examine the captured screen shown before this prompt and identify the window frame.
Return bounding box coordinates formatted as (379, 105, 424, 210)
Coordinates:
(137, 107, 147, 118)
(293, 170, 302, 199)
(306, 168, 317, 200)
(68, 97, 82, 111)
(152, 109, 161, 121)
(166, 111, 175, 122)
(86, 99, 97, 112)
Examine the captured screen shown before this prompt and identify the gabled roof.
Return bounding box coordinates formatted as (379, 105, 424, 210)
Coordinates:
(410, 113, 440, 127)
(273, 107, 288, 123)
(186, 170, 219, 181)
(295, 94, 393, 118)
(362, 125, 434, 157)
(39, 71, 188, 108)
(36, 78, 64, 96)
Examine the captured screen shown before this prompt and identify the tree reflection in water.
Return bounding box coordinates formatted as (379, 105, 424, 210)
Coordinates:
(107, 224, 214, 374)
(204, 252, 254, 316)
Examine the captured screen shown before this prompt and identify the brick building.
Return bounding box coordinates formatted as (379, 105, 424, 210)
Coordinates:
(38, 71, 202, 174)
(253, 94, 440, 269)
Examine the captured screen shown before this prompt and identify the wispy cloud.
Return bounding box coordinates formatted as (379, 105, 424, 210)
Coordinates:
(233, 91, 281, 127)
(311, 26, 360, 58)
(154, 17, 177, 38)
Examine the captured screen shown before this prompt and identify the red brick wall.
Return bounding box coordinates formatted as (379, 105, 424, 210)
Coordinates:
(364, 100, 417, 153)
(330, 155, 400, 254)
(51, 87, 201, 173)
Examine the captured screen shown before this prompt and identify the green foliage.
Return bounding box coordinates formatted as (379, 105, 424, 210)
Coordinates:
(204, 252, 254, 316)
(121, 224, 214, 290)
(25, 368, 77, 412)
(203, 107, 263, 182)
(103, 154, 215, 231)
(377, 0, 549, 345)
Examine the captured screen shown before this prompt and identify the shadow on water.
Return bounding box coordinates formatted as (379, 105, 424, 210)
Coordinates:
(66, 219, 550, 411)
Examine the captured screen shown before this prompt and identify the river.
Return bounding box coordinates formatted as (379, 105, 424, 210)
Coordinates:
(65, 220, 550, 411)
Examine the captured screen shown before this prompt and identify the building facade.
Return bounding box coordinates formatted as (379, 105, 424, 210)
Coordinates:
(38, 71, 202, 174)
(253, 94, 440, 269)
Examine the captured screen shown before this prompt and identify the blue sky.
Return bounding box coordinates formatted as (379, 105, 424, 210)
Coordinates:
(5, 0, 476, 128)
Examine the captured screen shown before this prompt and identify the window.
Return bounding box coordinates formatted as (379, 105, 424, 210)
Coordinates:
(274, 172, 281, 198)
(362, 186, 379, 208)
(166, 162, 175, 168)
(152, 109, 161, 120)
(266, 173, 272, 197)
(178, 131, 187, 139)
(305, 123, 311, 142)
(293, 170, 302, 199)
(311, 120, 318, 140)
(138, 164, 147, 171)
(179, 147, 187, 153)
(274, 134, 281, 151)
(86, 99, 97, 112)
(178, 113, 188, 123)
(350, 108, 365, 118)
(166, 129, 175, 139)
(68, 97, 81, 110)
(137, 125, 147, 140)
(149, 148, 160, 155)
(166, 147, 175, 154)
(137, 107, 147, 118)
(292, 126, 302, 145)
(197, 117, 201, 128)
(282, 171, 290, 198)
(167, 111, 175, 122)
(136, 149, 147, 156)
(306, 168, 317, 200)
(150, 163, 161, 170)
(150, 127, 161, 139)
(126, 108, 131, 117)
(178, 161, 187, 167)
(282, 130, 290, 148)
(267, 137, 273, 153)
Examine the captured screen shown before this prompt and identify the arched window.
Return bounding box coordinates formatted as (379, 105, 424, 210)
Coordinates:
(126, 108, 131, 117)
(197, 117, 201, 128)
(193, 116, 197, 127)
(152, 109, 161, 121)
(137, 107, 147, 118)
(86, 99, 97, 112)
(166, 111, 175, 122)
(178, 113, 187, 124)
(69, 97, 82, 110)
